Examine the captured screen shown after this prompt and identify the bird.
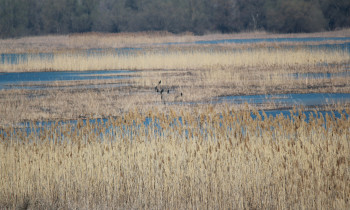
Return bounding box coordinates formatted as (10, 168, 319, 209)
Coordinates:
(154, 81, 168, 105)
(175, 92, 183, 102)
(155, 80, 162, 93)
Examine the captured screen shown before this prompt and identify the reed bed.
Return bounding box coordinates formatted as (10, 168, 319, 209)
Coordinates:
(1, 29, 350, 54)
(1, 47, 349, 72)
(0, 108, 349, 209)
(1, 31, 350, 209)
(0, 32, 194, 54)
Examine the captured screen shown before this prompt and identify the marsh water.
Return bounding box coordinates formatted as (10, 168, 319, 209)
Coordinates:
(171, 37, 350, 45)
(291, 71, 350, 79)
(217, 93, 350, 106)
(2, 109, 346, 139)
(0, 70, 134, 90)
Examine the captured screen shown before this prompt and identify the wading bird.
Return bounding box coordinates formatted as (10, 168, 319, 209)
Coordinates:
(155, 80, 162, 93)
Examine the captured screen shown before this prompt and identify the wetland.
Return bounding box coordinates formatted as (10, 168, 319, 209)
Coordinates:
(1, 31, 350, 209)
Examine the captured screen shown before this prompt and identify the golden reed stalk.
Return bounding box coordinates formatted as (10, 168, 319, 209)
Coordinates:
(1, 47, 348, 72)
(0, 108, 348, 209)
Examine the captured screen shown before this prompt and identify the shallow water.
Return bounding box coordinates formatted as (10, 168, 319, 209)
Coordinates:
(291, 71, 350, 79)
(195, 37, 350, 45)
(0, 48, 140, 65)
(217, 93, 350, 106)
(0, 48, 142, 65)
(0, 70, 134, 90)
(0, 53, 54, 65)
(163, 37, 350, 45)
(6, 82, 131, 90)
(2, 109, 346, 140)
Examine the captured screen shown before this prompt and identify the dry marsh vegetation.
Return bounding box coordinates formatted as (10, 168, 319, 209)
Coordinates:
(1, 46, 349, 72)
(1, 35, 349, 125)
(1, 32, 350, 209)
(0, 108, 349, 209)
(1, 70, 350, 126)
(1, 29, 350, 54)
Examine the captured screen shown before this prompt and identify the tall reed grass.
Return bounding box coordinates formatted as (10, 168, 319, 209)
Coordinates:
(1, 47, 348, 72)
(0, 108, 349, 209)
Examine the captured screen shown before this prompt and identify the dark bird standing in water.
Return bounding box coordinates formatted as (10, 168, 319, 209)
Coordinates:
(154, 81, 169, 105)
(155, 80, 162, 93)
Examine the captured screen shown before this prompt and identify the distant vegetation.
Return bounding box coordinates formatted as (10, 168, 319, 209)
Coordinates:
(0, 0, 349, 38)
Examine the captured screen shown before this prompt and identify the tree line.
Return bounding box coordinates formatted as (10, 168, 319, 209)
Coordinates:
(0, 0, 349, 38)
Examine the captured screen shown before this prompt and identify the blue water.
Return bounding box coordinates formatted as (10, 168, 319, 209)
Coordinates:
(0, 70, 134, 90)
(5, 83, 131, 90)
(0, 47, 141, 65)
(193, 37, 350, 45)
(218, 93, 350, 106)
(292, 71, 350, 79)
(86, 47, 142, 56)
(159, 37, 350, 46)
(0, 53, 54, 65)
(0, 48, 141, 65)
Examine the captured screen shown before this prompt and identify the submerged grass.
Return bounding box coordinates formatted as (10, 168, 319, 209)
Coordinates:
(0, 108, 349, 209)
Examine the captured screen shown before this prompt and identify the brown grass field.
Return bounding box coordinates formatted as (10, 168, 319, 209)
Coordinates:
(0, 31, 350, 209)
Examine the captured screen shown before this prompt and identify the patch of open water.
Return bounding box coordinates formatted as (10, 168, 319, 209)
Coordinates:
(0, 70, 135, 90)
(161, 37, 350, 45)
(291, 71, 350, 79)
(0, 48, 139, 65)
(194, 37, 350, 45)
(217, 93, 350, 106)
(0, 53, 54, 65)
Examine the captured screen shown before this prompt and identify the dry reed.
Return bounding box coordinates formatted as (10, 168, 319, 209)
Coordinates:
(0, 108, 349, 209)
(1, 29, 350, 54)
(1, 47, 349, 72)
(1, 32, 350, 209)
